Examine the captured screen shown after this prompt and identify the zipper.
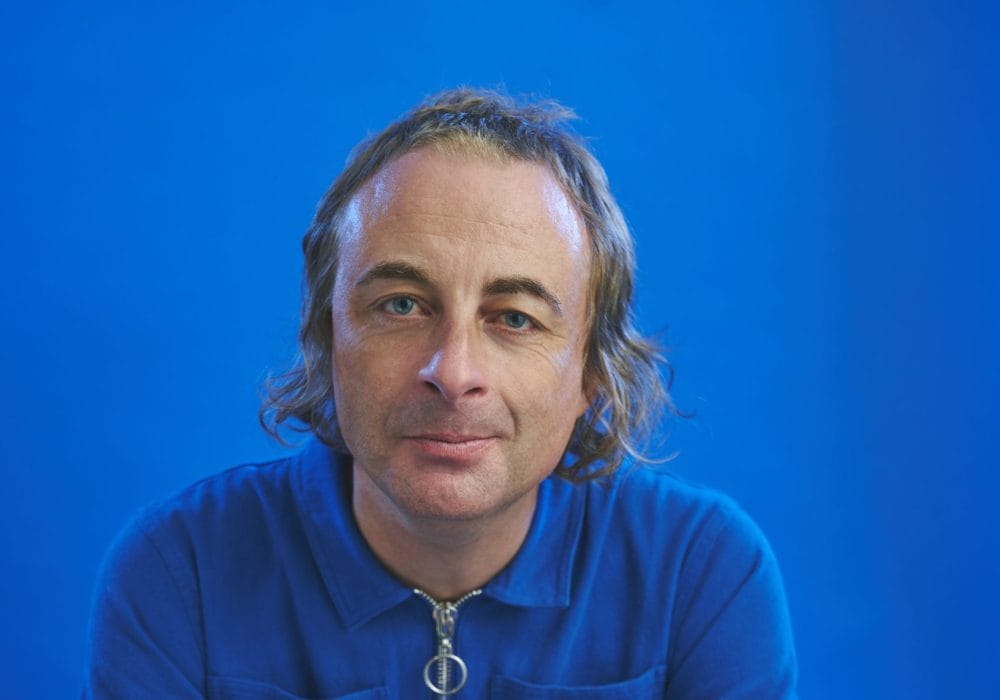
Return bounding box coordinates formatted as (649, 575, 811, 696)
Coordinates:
(413, 588, 482, 697)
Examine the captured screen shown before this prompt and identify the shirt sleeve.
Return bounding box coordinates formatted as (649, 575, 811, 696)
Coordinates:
(82, 513, 205, 699)
(665, 500, 798, 699)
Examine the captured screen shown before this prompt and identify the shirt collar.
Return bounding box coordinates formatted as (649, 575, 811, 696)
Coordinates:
(482, 473, 584, 608)
(293, 441, 412, 630)
(293, 440, 585, 628)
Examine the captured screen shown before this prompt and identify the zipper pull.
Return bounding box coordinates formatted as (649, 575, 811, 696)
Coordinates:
(414, 588, 482, 697)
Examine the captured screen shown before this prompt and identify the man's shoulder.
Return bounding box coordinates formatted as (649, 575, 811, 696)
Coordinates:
(605, 465, 751, 526)
(96, 448, 321, 605)
(138, 452, 300, 530)
(85, 445, 342, 693)
(110, 449, 316, 574)
(583, 465, 775, 567)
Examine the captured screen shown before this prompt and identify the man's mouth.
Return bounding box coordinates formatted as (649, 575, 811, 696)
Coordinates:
(405, 433, 497, 460)
(413, 433, 493, 443)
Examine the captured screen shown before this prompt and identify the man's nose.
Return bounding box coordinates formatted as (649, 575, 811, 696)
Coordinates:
(417, 321, 488, 403)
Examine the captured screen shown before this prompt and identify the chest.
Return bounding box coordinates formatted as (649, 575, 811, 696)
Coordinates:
(202, 585, 674, 699)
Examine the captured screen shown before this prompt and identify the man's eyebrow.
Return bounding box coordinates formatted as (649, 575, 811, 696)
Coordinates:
(484, 276, 564, 317)
(355, 261, 432, 288)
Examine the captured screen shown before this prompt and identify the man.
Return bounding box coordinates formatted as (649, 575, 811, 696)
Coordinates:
(85, 88, 797, 698)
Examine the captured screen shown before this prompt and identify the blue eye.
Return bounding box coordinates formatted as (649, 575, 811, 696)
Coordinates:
(502, 312, 530, 329)
(387, 297, 416, 315)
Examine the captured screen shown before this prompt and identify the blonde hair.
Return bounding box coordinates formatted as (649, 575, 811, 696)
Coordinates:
(261, 87, 678, 481)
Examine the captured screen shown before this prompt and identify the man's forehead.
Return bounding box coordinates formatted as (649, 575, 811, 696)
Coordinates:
(340, 148, 588, 254)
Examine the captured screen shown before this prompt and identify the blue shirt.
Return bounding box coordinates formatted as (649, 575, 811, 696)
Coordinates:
(84, 440, 797, 698)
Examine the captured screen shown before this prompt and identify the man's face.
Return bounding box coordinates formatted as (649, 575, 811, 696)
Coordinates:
(330, 147, 591, 525)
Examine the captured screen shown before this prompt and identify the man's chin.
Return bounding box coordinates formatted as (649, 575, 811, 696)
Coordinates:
(393, 484, 511, 525)
(381, 468, 530, 527)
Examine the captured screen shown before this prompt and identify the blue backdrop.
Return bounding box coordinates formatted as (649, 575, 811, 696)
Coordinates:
(2, 1, 997, 697)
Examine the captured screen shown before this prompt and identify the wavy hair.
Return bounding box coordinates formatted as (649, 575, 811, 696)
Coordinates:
(260, 87, 679, 481)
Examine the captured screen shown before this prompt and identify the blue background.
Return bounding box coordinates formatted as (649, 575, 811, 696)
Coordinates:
(2, 1, 997, 697)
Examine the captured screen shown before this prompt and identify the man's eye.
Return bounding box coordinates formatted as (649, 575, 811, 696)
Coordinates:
(501, 311, 532, 330)
(385, 297, 417, 315)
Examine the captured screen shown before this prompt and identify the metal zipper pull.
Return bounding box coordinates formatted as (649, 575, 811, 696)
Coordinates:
(414, 588, 482, 697)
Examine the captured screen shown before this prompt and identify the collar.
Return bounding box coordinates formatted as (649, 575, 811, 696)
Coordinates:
(482, 472, 583, 608)
(293, 440, 585, 629)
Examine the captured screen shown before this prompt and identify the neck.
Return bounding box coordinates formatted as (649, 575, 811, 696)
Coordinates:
(351, 468, 537, 601)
